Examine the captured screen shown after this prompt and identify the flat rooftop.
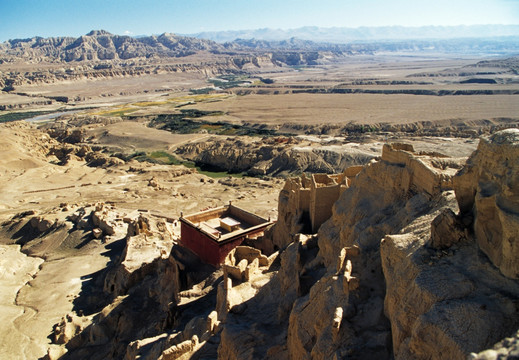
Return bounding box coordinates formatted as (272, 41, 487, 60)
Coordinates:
(180, 203, 272, 243)
(199, 215, 253, 236)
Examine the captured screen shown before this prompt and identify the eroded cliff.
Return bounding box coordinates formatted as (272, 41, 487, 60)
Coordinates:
(3, 125, 519, 360)
(214, 132, 519, 359)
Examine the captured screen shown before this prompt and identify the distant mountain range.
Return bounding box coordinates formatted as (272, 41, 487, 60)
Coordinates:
(1, 26, 519, 64)
(188, 24, 519, 43)
(0, 30, 228, 62)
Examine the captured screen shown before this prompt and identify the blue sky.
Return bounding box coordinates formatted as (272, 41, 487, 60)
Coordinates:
(1, 0, 518, 41)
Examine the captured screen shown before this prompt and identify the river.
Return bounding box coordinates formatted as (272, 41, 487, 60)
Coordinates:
(24, 109, 83, 123)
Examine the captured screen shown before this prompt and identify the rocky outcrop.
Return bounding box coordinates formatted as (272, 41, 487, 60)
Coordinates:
(266, 176, 310, 252)
(175, 136, 377, 176)
(266, 170, 358, 251)
(0, 31, 226, 63)
(53, 206, 216, 359)
(381, 230, 519, 359)
(0, 56, 275, 89)
(12, 130, 519, 360)
(381, 229, 519, 359)
(103, 212, 175, 297)
(318, 143, 460, 267)
(454, 129, 519, 279)
(47, 142, 125, 167)
(380, 130, 519, 359)
(472, 330, 519, 359)
(159, 139, 504, 360)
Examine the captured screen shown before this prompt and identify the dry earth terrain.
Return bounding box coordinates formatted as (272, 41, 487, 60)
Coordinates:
(1, 34, 519, 359)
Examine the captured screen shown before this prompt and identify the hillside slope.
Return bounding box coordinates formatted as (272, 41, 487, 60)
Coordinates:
(1, 125, 518, 359)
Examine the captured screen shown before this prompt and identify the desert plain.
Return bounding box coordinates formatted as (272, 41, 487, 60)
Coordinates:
(1, 34, 519, 359)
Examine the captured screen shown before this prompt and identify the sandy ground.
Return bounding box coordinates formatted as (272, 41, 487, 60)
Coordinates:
(0, 245, 44, 360)
(3, 244, 112, 360)
(86, 120, 211, 152)
(183, 93, 519, 125)
(0, 119, 479, 359)
(0, 122, 284, 359)
(0, 54, 515, 358)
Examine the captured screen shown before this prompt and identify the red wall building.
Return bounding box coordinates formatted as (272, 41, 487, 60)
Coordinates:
(179, 204, 272, 267)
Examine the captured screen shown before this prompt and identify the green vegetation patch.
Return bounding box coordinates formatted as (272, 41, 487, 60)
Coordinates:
(208, 75, 251, 89)
(146, 109, 278, 137)
(0, 110, 57, 123)
(118, 150, 182, 165)
(148, 151, 183, 165)
(120, 150, 243, 178)
(97, 107, 140, 117)
(197, 167, 244, 179)
(189, 88, 215, 95)
(147, 109, 224, 133)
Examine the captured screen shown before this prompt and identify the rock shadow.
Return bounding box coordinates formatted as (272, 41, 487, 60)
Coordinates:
(60, 291, 166, 360)
(71, 238, 126, 316)
(10, 220, 42, 247)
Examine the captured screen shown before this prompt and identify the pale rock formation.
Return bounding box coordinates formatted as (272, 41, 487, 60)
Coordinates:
(380, 132, 519, 359)
(127, 162, 196, 179)
(224, 246, 269, 268)
(312, 142, 465, 358)
(92, 227, 103, 239)
(61, 202, 222, 360)
(104, 213, 175, 296)
(0, 121, 59, 170)
(62, 246, 198, 359)
(276, 234, 321, 321)
(125, 214, 153, 238)
(53, 313, 91, 345)
(121, 253, 220, 360)
(318, 142, 458, 267)
(213, 143, 463, 359)
(92, 203, 117, 236)
(267, 169, 358, 251)
(46, 127, 85, 144)
(159, 335, 200, 360)
(454, 128, 519, 279)
(15, 131, 519, 360)
(287, 274, 348, 360)
(215, 237, 326, 359)
(216, 246, 273, 323)
(30, 215, 56, 232)
(175, 136, 376, 177)
(332, 307, 344, 338)
(267, 176, 309, 251)
(42, 346, 68, 360)
(48, 141, 125, 168)
(214, 229, 364, 359)
(381, 229, 519, 359)
(429, 208, 467, 249)
(471, 329, 519, 359)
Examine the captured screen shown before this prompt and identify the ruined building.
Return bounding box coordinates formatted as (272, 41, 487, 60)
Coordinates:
(270, 168, 363, 251)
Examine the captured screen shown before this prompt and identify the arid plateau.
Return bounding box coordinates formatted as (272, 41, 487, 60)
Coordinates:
(1, 30, 519, 360)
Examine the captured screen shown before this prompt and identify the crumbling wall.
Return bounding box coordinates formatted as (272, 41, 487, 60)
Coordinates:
(268, 169, 359, 251)
(310, 178, 341, 233)
(269, 177, 310, 250)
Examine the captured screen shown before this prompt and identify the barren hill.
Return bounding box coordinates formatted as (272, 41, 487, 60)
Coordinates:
(0, 30, 227, 62)
(2, 120, 519, 359)
(1, 26, 519, 360)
